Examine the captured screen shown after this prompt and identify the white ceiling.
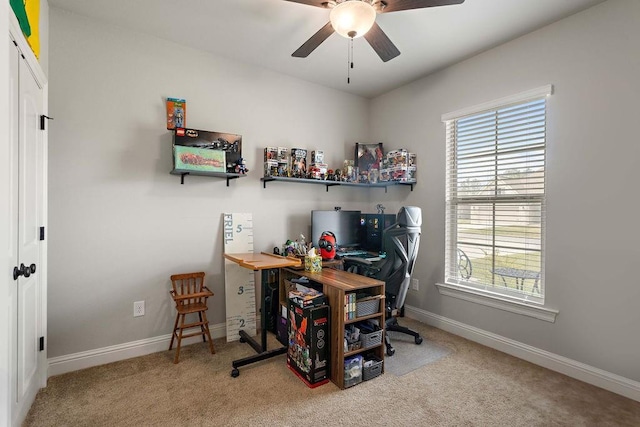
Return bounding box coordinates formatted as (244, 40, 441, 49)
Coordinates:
(48, 0, 606, 98)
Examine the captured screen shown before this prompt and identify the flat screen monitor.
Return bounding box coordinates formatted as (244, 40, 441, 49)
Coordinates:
(311, 210, 362, 250)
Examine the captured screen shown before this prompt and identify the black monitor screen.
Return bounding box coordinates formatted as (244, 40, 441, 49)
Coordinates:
(311, 210, 362, 249)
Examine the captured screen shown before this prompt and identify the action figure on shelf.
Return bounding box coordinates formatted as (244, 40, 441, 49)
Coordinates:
(234, 158, 248, 174)
(173, 107, 184, 128)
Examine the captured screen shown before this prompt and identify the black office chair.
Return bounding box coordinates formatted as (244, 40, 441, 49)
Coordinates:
(344, 206, 423, 356)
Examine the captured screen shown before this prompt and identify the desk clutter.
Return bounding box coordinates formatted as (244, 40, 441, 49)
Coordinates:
(263, 143, 416, 184)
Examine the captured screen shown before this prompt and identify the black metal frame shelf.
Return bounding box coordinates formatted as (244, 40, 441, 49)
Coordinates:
(260, 176, 415, 192)
(171, 169, 246, 186)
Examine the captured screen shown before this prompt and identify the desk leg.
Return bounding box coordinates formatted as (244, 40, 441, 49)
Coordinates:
(231, 268, 287, 377)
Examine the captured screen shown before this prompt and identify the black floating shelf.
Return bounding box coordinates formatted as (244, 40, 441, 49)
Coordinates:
(171, 169, 247, 187)
(260, 176, 414, 192)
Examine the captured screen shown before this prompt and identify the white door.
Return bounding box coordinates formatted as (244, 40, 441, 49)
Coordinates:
(9, 37, 45, 425)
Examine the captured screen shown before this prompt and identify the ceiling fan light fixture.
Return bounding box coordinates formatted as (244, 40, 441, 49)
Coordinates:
(330, 1, 376, 39)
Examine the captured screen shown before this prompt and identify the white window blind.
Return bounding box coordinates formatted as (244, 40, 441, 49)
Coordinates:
(443, 86, 551, 304)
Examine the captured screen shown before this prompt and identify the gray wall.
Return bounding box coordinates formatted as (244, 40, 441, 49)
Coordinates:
(47, 9, 412, 358)
(370, 0, 640, 382)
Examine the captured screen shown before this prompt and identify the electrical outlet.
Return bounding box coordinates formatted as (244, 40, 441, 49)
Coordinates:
(133, 300, 145, 317)
(411, 278, 419, 291)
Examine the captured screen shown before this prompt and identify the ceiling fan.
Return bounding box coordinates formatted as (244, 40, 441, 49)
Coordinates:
(285, 0, 465, 62)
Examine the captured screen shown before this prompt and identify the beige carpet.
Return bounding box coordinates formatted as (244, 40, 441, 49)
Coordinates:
(25, 319, 640, 426)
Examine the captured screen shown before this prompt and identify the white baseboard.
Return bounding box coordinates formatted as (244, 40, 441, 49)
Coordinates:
(404, 305, 640, 403)
(48, 322, 227, 377)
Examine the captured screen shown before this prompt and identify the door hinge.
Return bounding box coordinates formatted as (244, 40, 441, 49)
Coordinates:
(39, 336, 45, 352)
(40, 115, 54, 130)
(40, 226, 45, 241)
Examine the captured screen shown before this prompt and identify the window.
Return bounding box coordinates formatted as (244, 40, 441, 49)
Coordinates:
(442, 86, 552, 305)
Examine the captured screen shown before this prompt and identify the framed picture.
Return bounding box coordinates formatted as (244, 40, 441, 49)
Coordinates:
(355, 143, 384, 171)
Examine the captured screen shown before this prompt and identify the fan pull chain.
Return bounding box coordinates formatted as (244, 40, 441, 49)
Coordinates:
(347, 37, 354, 84)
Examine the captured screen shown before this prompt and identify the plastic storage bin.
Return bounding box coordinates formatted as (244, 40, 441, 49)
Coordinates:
(360, 328, 383, 348)
(362, 355, 383, 381)
(356, 297, 380, 317)
(344, 355, 363, 388)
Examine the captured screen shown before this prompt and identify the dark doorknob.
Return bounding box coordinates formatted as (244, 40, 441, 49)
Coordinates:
(13, 263, 36, 280)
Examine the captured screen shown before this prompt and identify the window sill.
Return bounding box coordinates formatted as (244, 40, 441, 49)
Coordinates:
(435, 282, 559, 323)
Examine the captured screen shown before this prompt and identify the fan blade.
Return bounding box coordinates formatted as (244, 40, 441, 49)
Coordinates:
(292, 22, 335, 58)
(364, 22, 400, 62)
(283, 0, 331, 8)
(381, 0, 465, 13)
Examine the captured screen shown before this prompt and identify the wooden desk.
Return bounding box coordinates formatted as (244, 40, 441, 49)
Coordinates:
(224, 252, 301, 377)
(280, 267, 385, 389)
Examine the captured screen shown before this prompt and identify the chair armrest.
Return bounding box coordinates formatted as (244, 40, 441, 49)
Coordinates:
(170, 290, 214, 301)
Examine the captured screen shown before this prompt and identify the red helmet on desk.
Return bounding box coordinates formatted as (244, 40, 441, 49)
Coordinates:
(318, 231, 336, 260)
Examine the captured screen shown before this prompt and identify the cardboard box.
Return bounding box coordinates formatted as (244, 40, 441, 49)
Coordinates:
(173, 145, 225, 172)
(166, 97, 186, 130)
(276, 314, 288, 346)
(277, 147, 289, 176)
(288, 300, 330, 385)
(264, 146, 277, 161)
(173, 128, 242, 172)
(311, 150, 324, 164)
(264, 159, 278, 177)
(288, 288, 327, 309)
(290, 148, 307, 178)
(304, 255, 322, 273)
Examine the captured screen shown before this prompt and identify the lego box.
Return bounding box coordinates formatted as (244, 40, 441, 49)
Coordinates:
(288, 301, 330, 386)
(173, 145, 225, 173)
(173, 128, 242, 172)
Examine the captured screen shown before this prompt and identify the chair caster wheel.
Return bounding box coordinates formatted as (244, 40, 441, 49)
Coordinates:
(386, 347, 395, 356)
(239, 337, 246, 343)
(415, 336, 423, 345)
(231, 368, 240, 378)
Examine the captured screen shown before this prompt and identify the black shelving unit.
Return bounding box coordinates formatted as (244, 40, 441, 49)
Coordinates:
(171, 169, 247, 186)
(260, 176, 415, 192)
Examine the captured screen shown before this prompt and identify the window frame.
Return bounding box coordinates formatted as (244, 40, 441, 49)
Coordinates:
(438, 85, 557, 321)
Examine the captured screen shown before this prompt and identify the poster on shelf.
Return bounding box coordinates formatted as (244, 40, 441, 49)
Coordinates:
(354, 142, 384, 171)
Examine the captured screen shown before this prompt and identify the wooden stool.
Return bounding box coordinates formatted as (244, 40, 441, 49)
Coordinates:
(169, 272, 215, 363)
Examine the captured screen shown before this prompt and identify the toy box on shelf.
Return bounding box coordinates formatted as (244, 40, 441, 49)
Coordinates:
(386, 149, 417, 182)
(288, 288, 330, 387)
(310, 150, 328, 180)
(166, 97, 186, 130)
(173, 128, 242, 174)
(311, 150, 324, 165)
(290, 148, 308, 178)
(264, 146, 278, 177)
(277, 147, 290, 177)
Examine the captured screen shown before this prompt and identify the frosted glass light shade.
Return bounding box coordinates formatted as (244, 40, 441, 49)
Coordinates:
(330, 1, 376, 39)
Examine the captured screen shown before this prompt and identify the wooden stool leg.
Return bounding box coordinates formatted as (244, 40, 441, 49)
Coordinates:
(198, 312, 206, 343)
(169, 312, 180, 350)
(201, 311, 215, 354)
(174, 313, 186, 364)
